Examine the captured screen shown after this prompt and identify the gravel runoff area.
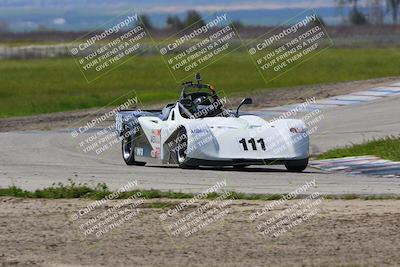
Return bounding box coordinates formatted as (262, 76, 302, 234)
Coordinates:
(1, 197, 399, 267)
(1, 76, 399, 132)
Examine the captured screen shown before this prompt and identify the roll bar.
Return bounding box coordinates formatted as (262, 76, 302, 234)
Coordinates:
(179, 73, 215, 101)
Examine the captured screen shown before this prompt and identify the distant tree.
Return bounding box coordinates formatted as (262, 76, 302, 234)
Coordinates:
(184, 10, 205, 28)
(350, 0, 361, 10)
(386, 0, 400, 23)
(349, 9, 368, 24)
(367, 0, 384, 25)
(336, 0, 362, 12)
(166, 15, 183, 30)
(0, 21, 9, 32)
(137, 14, 153, 30)
(335, 0, 368, 24)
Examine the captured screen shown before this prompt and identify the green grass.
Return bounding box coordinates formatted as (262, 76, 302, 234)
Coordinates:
(317, 136, 400, 162)
(1, 48, 400, 117)
(0, 180, 194, 200)
(0, 180, 399, 200)
(0, 180, 283, 201)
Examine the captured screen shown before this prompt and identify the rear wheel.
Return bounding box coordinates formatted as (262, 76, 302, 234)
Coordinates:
(122, 130, 146, 166)
(284, 158, 308, 172)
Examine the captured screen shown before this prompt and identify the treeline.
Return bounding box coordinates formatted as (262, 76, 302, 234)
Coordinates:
(137, 10, 206, 31)
(137, 10, 244, 31)
(336, 0, 400, 25)
(2, 4, 400, 34)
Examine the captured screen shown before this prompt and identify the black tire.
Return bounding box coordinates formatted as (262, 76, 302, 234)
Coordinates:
(176, 127, 197, 169)
(233, 165, 249, 169)
(284, 158, 308, 172)
(121, 130, 146, 166)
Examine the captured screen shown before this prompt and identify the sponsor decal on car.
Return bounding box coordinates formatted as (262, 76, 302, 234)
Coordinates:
(151, 148, 161, 158)
(135, 147, 144, 156)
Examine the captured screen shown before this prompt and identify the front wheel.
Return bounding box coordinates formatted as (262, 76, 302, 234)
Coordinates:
(122, 131, 146, 166)
(176, 127, 198, 169)
(284, 158, 308, 172)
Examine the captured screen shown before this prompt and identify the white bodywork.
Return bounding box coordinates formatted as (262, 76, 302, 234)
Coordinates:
(116, 103, 309, 165)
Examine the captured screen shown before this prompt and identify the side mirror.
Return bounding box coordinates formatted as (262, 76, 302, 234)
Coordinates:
(236, 98, 253, 117)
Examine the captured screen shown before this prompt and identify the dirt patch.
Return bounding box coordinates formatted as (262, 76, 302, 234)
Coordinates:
(1, 77, 399, 133)
(1, 197, 399, 267)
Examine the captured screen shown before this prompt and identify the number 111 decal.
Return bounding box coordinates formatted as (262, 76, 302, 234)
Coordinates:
(239, 138, 266, 151)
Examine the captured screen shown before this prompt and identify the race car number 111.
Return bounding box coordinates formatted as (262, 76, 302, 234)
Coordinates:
(239, 138, 266, 151)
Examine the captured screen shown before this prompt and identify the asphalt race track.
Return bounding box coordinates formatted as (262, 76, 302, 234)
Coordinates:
(1, 92, 400, 195)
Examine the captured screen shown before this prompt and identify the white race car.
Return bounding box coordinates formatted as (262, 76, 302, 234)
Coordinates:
(116, 74, 309, 171)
